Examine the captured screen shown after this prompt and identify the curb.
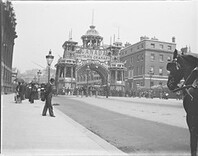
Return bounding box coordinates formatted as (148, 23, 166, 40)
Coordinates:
(54, 108, 128, 156)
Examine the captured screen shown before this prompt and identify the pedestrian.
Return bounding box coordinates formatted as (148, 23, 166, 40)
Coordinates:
(29, 82, 37, 103)
(15, 82, 23, 103)
(42, 78, 55, 117)
(21, 82, 26, 100)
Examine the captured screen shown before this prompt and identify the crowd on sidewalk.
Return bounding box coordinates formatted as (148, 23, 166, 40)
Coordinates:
(14, 78, 56, 117)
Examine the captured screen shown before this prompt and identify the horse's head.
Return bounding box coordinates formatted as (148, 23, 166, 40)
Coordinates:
(166, 49, 198, 91)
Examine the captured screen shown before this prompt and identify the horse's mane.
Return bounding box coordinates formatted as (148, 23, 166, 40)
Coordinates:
(180, 54, 198, 67)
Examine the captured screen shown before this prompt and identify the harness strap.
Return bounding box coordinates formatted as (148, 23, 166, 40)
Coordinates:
(182, 67, 198, 101)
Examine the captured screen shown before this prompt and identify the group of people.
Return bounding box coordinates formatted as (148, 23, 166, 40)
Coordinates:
(15, 78, 56, 117)
(15, 81, 37, 104)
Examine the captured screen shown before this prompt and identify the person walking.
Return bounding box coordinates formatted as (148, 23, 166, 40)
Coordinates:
(15, 82, 23, 103)
(29, 82, 37, 104)
(42, 78, 55, 117)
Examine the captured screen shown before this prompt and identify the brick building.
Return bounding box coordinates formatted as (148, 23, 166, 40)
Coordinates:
(1, 0, 17, 93)
(120, 36, 176, 94)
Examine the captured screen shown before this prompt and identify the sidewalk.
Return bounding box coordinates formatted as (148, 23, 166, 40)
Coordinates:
(1, 94, 127, 156)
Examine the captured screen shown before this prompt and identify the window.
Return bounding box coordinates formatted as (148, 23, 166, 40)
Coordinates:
(150, 66, 154, 74)
(168, 45, 172, 50)
(141, 54, 144, 61)
(141, 65, 144, 75)
(131, 48, 133, 52)
(131, 57, 133, 64)
(136, 66, 139, 75)
(159, 54, 164, 62)
(141, 44, 144, 48)
(151, 53, 155, 61)
(150, 81, 154, 87)
(159, 67, 163, 76)
(167, 56, 171, 61)
(160, 44, 164, 49)
(137, 45, 140, 50)
(128, 69, 133, 78)
(137, 55, 140, 62)
(151, 43, 155, 48)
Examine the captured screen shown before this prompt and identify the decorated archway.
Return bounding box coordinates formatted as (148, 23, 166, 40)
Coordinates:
(76, 62, 110, 86)
(55, 24, 126, 95)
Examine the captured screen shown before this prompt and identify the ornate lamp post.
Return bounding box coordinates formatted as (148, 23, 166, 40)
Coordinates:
(148, 70, 153, 98)
(86, 65, 90, 97)
(46, 50, 54, 83)
(33, 76, 37, 83)
(37, 70, 42, 84)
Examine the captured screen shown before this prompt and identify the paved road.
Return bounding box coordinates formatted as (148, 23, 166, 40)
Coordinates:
(53, 96, 190, 154)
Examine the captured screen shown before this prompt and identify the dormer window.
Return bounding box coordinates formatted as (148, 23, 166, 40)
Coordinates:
(151, 43, 155, 48)
(168, 45, 172, 50)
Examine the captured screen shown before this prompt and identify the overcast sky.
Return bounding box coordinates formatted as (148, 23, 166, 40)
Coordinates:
(12, 1, 198, 73)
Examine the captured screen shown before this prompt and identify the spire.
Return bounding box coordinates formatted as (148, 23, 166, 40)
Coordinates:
(91, 9, 94, 26)
(70, 29, 72, 40)
(189, 45, 191, 53)
(118, 27, 120, 39)
(69, 29, 72, 41)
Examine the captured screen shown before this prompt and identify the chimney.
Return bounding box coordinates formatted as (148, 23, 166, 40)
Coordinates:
(172, 37, 175, 43)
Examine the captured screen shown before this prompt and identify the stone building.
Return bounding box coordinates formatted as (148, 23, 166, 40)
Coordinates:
(120, 36, 176, 93)
(1, 0, 17, 93)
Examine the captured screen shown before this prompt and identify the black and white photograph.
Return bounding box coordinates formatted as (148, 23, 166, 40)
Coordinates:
(1, 0, 198, 155)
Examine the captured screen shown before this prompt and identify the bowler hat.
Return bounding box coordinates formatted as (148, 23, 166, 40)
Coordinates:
(50, 78, 55, 83)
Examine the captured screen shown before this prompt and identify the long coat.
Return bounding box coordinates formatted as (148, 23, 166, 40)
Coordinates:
(45, 83, 53, 102)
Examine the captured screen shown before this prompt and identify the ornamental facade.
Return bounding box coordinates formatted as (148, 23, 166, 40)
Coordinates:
(55, 24, 126, 95)
(1, 0, 17, 93)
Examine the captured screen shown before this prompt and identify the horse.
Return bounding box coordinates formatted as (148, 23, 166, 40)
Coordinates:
(166, 49, 198, 156)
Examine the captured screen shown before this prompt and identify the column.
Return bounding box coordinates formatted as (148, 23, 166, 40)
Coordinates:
(71, 66, 73, 88)
(121, 70, 124, 82)
(115, 69, 117, 82)
(96, 39, 98, 47)
(64, 66, 67, 78)
(58, 66, 60, 78)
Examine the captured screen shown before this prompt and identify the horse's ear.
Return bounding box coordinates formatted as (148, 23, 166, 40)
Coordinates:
(173, 49, 178, 59)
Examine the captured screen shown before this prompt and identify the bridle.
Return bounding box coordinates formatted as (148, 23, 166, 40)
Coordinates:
(167, 57, 182, 73)
(168, 56, 198, 101)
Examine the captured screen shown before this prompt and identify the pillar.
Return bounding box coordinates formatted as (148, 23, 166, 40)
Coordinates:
(121, 70, 124, 81)
(58, 66, 60, 78)
(71, 66, 73, 88)
(115, 70, 117, 82)
(64, 66, 67, 78)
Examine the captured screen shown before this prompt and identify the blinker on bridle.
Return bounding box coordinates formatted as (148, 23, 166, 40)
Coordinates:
(167, 58, 181, 72)
(174, 58, 181, 70)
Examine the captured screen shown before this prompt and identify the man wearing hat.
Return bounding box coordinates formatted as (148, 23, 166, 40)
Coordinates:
(42, 78, 55, 117)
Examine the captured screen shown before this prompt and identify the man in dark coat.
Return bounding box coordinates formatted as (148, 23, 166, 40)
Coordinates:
(42, 78, 55, 117)
(16, 82, 23, 103)
(29, 82, 37, 104)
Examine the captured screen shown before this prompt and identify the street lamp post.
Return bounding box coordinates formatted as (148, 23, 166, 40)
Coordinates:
(106, 81, 109, 98)
(86, 65, 90, 97)
(46, 50, 54, 83)
(33, 76, 37, 83)
(37, 70, 42, 84)
(148, 70, 153, 98)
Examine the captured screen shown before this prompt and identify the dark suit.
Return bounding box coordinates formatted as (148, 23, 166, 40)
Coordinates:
(42, 82, 55, 116)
